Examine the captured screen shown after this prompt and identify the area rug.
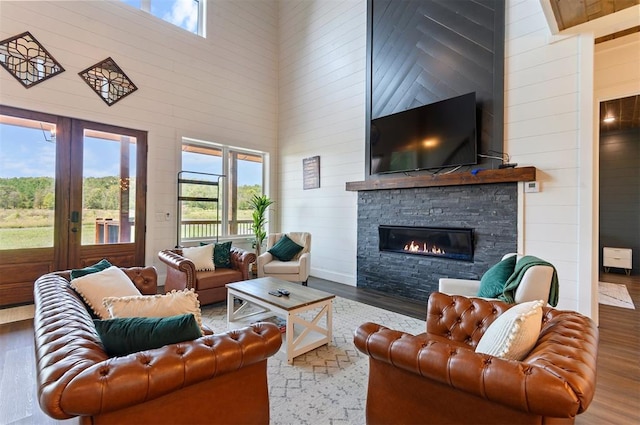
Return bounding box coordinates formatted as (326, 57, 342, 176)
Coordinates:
(598, 281, 635, 309)
(201, 297, 426, 425)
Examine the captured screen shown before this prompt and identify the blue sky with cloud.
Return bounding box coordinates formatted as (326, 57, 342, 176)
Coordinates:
(122, 0, 200, 33)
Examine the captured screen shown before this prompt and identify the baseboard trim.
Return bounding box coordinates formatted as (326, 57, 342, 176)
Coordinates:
(311, 268, 355, 286)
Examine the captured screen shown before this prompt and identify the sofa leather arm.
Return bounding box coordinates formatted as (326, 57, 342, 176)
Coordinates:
(158, 249, 196, 291)
(48, 323, 282, 418)
(229, 247, 256, 280)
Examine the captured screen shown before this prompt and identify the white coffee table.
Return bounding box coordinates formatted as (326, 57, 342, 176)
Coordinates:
(226, 277, 335, 364)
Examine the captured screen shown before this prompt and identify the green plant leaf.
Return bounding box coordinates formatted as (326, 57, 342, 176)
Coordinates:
(250, 194, 274, 247)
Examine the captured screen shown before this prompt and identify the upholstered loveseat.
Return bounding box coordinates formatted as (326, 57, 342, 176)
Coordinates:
(354, 292, 599, 424)
(158, 246, 256, 305)
(33, 266, 282, 424)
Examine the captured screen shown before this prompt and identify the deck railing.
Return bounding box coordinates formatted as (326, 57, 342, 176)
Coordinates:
(180, 219, 253, 240)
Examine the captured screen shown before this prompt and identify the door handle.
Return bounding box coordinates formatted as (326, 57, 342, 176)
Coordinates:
(70, 211, 79, 233)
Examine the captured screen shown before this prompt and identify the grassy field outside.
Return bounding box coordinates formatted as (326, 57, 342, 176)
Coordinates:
(0, 208, 119, 250)
(0, 207, 256, 250)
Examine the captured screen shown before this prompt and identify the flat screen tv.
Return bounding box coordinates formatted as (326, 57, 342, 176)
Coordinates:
(370, 92, 477, 175)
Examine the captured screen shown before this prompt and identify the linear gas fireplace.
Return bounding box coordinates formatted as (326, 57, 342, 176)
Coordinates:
(379, 225, 474, 261)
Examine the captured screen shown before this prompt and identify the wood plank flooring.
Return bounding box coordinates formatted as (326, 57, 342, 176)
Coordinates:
(0, 273, 637, 424)
(576, 272, 640, 425)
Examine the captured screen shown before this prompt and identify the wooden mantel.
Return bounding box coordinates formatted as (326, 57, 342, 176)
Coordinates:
(345, 166, 536, 191)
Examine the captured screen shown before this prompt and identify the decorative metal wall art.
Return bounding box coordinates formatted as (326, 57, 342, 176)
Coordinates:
(78, 57, 137, 106)
(0, 31, 65, 88)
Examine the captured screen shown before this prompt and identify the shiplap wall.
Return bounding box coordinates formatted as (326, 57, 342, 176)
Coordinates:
(277, 0, 366, 285)
(0, 0, 279, 273)
(278, 0, 598, 314)
(504, 0, 594, 313)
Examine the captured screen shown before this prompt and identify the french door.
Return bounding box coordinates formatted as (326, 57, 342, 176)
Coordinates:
(0, 105, 147, 307)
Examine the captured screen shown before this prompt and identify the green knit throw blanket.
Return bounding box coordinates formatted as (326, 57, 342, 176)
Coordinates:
(499, 256, 559, 306)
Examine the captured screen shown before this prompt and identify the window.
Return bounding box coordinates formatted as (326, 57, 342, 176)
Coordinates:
(120, 0, 205, 36)
(180, 139, 266, 243)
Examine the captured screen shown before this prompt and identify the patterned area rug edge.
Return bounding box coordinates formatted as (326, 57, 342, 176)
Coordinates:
(598, 281, 635, 310)
(201, 297, 426, 425)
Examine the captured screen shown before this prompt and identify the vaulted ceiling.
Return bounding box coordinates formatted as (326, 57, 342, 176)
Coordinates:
(544, 1, 640, 131)
(544, 0, 640, 42)
(550, 0, 639, 31)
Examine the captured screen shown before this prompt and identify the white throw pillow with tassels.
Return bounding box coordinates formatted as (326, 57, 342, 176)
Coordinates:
(103, 289, 203, 330)
(475, 299, 544, 360)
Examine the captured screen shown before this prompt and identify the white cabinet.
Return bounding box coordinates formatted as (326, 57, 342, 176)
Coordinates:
(603, 247, 632, 275)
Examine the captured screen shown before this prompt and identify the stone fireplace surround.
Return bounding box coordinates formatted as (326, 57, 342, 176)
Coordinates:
(356, 183, 518, 303)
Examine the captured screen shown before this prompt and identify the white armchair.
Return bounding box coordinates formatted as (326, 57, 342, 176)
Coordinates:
(257, 232, 311, 285)
(438, 253, 556, 304)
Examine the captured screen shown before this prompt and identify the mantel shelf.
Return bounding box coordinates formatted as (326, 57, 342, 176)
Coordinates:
(345, 166, 536, 191)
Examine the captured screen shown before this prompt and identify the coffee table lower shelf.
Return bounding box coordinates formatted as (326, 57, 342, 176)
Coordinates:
(226, 289, 333, 364)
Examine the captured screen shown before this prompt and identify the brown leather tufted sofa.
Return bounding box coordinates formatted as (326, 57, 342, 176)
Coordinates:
(34, 266, 282, 424)
(354, 292, 599, 425)
(158, 247, 256, 305)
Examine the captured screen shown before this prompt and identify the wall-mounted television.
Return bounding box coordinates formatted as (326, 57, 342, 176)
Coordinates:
(370, 92, 477, 175)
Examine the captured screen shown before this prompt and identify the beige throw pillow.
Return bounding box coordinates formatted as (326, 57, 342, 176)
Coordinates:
(475, 299, 544, 360)
(182, 244, 215, 271)
(70, 266, 141, 319)
(103, 289, 203, 329)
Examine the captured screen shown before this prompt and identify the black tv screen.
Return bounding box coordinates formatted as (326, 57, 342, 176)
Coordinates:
(370, 92, 477, 174)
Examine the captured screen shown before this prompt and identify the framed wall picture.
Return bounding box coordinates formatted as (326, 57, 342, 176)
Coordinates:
(303, 156, 320, 190)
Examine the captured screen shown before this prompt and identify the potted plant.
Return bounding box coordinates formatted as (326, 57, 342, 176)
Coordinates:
(250, 194, 274, 257)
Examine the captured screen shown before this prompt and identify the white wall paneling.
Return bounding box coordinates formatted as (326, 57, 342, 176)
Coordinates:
(0, 0, 279, 282)
(277, 0, 366, 285)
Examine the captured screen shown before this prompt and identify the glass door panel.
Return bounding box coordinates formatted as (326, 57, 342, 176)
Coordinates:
(0, 107, 147, 307)
(81, 129, 137, 245)
(0, 115, 57, 249)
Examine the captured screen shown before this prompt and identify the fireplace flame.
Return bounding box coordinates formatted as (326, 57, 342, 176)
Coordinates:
(403, 241, 445, 255)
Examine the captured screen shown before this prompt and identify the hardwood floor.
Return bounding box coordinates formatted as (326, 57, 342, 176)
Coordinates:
(0, 274, 637, 424)
(576, 272, 640, 425)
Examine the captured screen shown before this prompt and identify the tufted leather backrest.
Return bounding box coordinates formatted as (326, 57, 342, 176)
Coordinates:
(426, 291, 511, 347)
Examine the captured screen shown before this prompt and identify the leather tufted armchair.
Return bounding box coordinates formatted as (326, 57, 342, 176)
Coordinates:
(34, 266, 282, 424)
(354, 292, 599, 425)
(159, 246, 256, 305)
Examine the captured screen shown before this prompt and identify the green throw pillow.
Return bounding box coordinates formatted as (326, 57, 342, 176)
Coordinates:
(94, 314, 203, 357)
(200, 241, 232, 268)
(268, 234, 304, 262)
(214, 241, 232, 268)
(71, 258, 112, 280)
(477, 255, 517, 298)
